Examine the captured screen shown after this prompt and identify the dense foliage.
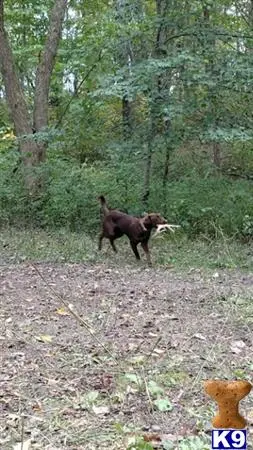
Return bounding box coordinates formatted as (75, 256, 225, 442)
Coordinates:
(0, 0, 252, 238)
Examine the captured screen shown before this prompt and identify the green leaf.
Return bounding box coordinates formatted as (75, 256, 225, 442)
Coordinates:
(147, 380, 164, 396)
(178, 436, 210, 449)
(80, 390, 99, 408)
(124, 373, 142, 385)
(153, 397, 173, 412)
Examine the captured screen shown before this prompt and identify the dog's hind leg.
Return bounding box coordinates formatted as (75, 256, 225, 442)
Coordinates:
(110, 238, 117, 253)
(98, 232, 104, 250)
(130, 241, 141, 260)
(141, 241, 151, 265)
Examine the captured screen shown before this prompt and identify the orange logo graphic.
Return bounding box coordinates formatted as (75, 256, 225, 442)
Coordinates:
(204, 380, 252, 429)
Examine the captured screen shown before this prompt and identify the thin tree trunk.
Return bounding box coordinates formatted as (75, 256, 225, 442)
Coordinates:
(122, 94, 132, 140)
(142, 0, 172, 204)
(141, 0, 169, 207)
(213, 142, 221, 168)
(201, 4, 223, 168)
(163, 146, 170, 185)
(162, 117, 171, 185)
(33, 0, 68, 162)
(115, 0, 134, 140)
(142, 142, 152, 210)
(246, 0, 253, 52)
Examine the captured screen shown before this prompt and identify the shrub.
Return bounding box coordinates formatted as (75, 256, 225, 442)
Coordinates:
(0, 148, 252, 239)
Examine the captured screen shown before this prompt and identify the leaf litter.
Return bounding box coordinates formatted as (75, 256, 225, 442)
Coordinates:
(0, 262, 253, 449)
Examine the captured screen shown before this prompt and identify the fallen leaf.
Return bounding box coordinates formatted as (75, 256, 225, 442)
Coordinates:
(143, 433, 161, 442)
(45, 447, 62, 450)
(13, 439, 31, 450)
(126, 385, 138, 394)
(93, 373, 113, 391)
(154, 348, 165, 355)
(193, 333, 206, 341)
(35, 334, 53, 343)
(128, 342, 140, 351)
(92, 405, 110, 415)
(56, 307, 70, 316)
(47, 378, 59, 386)
(230, 340, 246, 354)
(32, 402, 43, 412)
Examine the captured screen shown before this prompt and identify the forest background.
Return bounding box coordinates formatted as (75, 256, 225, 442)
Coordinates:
(0, 0, 252, 243)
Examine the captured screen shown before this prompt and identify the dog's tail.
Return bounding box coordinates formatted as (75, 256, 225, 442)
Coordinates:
(98, 195, 109, 215)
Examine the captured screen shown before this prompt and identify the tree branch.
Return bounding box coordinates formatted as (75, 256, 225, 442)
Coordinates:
(164, 28, 253, 45)
(56, 49, 103, 128)
(33, 0, 68, 131)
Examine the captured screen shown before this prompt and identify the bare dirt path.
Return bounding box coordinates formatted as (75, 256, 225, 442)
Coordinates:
(1, 262, 253, 449)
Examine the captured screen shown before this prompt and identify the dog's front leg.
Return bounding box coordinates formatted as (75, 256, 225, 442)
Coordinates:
(141, 241, 151, 265)
(130, 241, 141, 260)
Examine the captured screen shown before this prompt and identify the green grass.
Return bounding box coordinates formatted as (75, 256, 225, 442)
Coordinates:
(0, 227, 252, 270)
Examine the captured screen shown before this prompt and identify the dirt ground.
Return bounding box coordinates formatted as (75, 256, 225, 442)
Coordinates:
(1, 261, 253, 449)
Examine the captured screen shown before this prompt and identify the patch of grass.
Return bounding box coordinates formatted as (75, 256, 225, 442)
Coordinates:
(155, 233, 252, 270)
(177, 435, 210, 450)
(0, 228, 100, 264)
(125, 433, 211, 450)
(0, 227, 252, 270)
(156, 370, 190, 388)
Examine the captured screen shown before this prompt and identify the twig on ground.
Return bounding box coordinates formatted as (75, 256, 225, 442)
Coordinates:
(31, 264, 118, 362)
(20, 414, 24, 450)
(144, 336, 162, 364)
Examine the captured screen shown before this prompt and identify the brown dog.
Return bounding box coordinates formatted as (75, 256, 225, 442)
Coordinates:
(98, 196, 167, 264)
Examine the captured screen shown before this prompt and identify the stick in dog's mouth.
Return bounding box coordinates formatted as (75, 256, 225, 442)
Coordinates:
(153, 223, 181, 237)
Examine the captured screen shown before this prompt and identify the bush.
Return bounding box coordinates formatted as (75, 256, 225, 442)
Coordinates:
(0, 149, 252, 239)
(149, 177, 253, 238)
(0, 155, 142, 231)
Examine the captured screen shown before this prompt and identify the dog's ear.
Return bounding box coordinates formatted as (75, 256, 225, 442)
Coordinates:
(145, 214, 154, 224)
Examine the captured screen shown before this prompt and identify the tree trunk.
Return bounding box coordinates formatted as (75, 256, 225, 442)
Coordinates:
(246, 0, 253, 52)
(163, 147, 170, 185)
(213, 142, 221, 168)
(0, 0, 68, 189)
(142, 142, 152, 210)
(33, 0, 68, 163)
(122, 94, 132, 140)
(115, 0, 134, 140)
(201, 4, 223, 169)
(0, 1, 33, 156)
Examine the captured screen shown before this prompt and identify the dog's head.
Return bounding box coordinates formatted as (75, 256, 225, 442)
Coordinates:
(143, 213, 167, 228)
